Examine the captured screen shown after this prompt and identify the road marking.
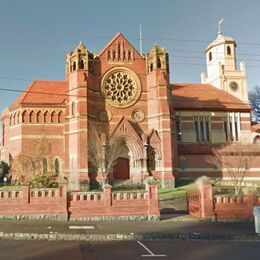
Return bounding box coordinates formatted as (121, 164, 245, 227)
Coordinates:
(137, 241, 166, 257)
(69, 225, 95, 230)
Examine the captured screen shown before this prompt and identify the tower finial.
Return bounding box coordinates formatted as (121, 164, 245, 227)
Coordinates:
(218, 18, 224, 35)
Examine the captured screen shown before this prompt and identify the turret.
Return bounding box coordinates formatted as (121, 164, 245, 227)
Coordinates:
(146, 44, 169, 74)
(65, 41, 94, 81)
(202, 32, 248, 102)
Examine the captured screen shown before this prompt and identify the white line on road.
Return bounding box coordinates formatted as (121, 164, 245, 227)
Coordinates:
(69, 226, 95, 230)
(137, 240, 166, 257)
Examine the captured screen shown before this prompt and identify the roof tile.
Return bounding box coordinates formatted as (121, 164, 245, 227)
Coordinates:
(171, 83, 250, 111)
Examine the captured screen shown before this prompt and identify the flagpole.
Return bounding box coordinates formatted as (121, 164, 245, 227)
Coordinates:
(139, 24, 143, 55)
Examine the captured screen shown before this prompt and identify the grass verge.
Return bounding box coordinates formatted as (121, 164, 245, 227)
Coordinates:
(159, 180, 195, 200)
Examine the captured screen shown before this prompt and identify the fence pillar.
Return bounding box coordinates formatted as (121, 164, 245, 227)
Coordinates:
(245, 193, 256, 219)
(103, 185, 112, 207)
(58, 185, 68, 221)
(22, 186, 30, 204)
(146, 184, 160, 220)
(199, 183, 215, 220)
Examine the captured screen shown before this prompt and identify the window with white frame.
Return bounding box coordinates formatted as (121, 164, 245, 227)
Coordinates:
(194, 115, 210, 142)
(224, 112, 240, 142)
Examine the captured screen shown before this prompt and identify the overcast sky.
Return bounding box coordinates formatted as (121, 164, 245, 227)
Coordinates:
(1, 0, 260, 113)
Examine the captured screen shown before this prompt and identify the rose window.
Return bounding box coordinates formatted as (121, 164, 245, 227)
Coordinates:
(101, 69, 141, 108)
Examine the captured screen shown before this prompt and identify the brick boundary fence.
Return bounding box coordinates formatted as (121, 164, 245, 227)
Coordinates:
(187, 183, 260, 221)
(0, 184, 160, 221)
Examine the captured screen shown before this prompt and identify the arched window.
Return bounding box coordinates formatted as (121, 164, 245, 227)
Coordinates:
(209, 52, 212, 61)
(58, 111, 63, 123)
(29, 111, 34, 123)
(128, 50, 132, 60)
(73, 61, 76, 71)
(36, 111, 42, 123)
(227, 46, 231, 55)
(79, 58, 84, 69)
(150, 63, 153, 72)
(43, 158, 48, 173)
(13, 114, 16, 125)
(112, 50, 116, 60)
(51, 111, 56, 123)
(44, 111, 49, 123)
(71, 102, 76, 116)
(22, 111, 27, 123)
(107, 50, 111, 60)
(157, 58, 162, 69)
(118, 43, 121, 58)
(55, 158, 60, 175)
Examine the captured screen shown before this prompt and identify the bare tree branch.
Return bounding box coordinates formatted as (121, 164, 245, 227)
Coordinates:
(207, 143, 260, 195)
(249, 85, 260, 122)
(88, 125, 127, 184)
(8, 136, 54, 185)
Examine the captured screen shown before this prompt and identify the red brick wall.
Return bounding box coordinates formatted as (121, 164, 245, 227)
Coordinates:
(188, 184, 260, 221)
(0, 185, 160, 220)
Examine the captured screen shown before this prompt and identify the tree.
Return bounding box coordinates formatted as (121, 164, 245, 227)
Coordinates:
(249, 85, 260, 122)
(8, 136, 56, 186)
(207, 143, 260, 195)
(88, 125, 126, 184)
(0, 161, 10, 182)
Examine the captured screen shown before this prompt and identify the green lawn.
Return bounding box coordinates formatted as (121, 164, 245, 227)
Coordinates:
(0, 183, 20, 191)
(159, 180, 195, 200)
(112, 188, 145, 193)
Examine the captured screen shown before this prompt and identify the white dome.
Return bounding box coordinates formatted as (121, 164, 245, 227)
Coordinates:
(206, 33, 236, 52)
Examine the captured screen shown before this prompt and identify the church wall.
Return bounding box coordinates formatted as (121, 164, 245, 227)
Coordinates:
(175, 109, 257, 179)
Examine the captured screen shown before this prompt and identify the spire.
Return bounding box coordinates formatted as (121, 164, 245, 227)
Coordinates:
(75, 41, 86, 52)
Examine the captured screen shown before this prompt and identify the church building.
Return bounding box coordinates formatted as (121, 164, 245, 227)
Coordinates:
(0, 31, 257, 189)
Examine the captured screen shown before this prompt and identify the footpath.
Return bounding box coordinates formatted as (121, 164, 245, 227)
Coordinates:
(0, 215, 259, 242)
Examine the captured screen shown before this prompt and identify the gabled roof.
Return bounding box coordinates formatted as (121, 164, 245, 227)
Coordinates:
(171, 83, 250, 111)
(9, 80, 68, 110)
(111, 116, 143, 142)
(98, 32, 144, 60)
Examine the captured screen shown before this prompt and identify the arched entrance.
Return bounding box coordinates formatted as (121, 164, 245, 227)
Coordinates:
(113, 157, 130, 180)
(112, 140, 130, 180)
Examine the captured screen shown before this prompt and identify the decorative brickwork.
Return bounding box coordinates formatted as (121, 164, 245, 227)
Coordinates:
(0, 184, 159, 221)
(0, 31, 257, 190)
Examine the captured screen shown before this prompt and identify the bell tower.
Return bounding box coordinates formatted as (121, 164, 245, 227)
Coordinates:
(201, 32, 248, 102)
(65, 41, 93, 190)
(146, 44, 176, 188)
(146, 44, 169, 74)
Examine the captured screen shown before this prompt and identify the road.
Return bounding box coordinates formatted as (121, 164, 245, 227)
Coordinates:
(1, 240, 260, 260)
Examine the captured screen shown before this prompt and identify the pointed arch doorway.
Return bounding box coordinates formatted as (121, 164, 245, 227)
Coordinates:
(113, 157, 130, 180)
(112, 141, 130, 180)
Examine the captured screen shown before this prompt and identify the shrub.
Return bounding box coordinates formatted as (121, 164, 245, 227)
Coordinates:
(0, 161, 10, 182)
(28, 172, 58, 189)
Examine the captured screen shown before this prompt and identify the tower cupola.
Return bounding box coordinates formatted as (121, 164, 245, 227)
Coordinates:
(201, 29, 248, 102)
(65, 41, 94, 79)
(146, 44, 169, 73)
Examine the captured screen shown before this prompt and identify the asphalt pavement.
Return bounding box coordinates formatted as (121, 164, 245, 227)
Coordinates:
(0, 216, 258, 241)
(1, 240, 260, 260)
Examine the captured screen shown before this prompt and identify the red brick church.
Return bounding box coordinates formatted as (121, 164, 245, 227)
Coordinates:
(0, 32, 258, 189)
